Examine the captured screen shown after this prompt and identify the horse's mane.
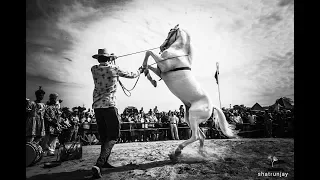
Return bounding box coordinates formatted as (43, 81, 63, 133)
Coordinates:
(180, 28, 193, 63)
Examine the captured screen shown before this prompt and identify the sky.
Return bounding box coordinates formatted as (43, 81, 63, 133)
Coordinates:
(26, 0, 294, 113)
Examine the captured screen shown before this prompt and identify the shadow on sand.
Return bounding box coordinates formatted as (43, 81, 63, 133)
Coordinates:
(27, 159, 203, 180)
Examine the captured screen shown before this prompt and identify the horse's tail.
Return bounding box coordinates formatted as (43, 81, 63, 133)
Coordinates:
(213, 106, 239, 138)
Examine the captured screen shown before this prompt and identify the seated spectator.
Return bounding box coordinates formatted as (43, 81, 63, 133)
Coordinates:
(87, 133, 99, 145)
(91, 118, 97, 123)
(68, 112, 79, 142)
(141, 114, 148, 129)
(233, 113, 243, 124)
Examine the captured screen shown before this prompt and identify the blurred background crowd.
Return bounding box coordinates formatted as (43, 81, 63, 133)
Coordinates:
(26, 86, 294, 156)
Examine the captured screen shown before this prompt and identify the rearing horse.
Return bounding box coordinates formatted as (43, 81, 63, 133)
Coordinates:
(141, 24, 239, 160)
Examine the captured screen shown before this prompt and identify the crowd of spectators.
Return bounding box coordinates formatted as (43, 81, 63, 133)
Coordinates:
(221, 107, 294, 138)
(116, 104, 294, 142)
(27, 88, 294, 152)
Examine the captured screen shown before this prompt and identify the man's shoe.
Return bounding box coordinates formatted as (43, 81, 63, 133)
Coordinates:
(92, 166, 102, 179)
(102, 162, 116, 168)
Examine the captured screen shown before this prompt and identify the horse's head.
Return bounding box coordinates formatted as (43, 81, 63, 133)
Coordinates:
(159, 24, 180, 53)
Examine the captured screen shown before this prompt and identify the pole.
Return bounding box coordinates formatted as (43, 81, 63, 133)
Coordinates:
(218, 81, 222, 109)
(216, 62, 222, 109)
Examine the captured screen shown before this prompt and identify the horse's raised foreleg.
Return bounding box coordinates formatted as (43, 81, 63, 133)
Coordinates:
(142, 51, 164, 87)
(144, 68, 157, 87)
(147, 65, 161, 78)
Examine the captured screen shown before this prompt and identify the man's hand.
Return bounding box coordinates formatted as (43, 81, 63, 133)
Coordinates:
(110, 55, 118, 61)
(139, 66, 146, 74)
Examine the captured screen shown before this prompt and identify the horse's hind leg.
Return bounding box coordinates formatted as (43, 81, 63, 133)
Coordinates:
(198, 127, 208, 157)
(170, 104, 208, 160)
(170, 116, 199, 160)
(199, 127, 206, 149)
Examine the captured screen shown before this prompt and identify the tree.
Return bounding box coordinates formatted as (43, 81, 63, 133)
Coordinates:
(282, 97, 293, 104)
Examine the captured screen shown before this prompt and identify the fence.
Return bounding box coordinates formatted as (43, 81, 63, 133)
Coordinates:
(78, 121, 293, 145)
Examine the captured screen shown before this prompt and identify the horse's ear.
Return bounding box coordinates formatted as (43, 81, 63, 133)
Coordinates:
(174, 24, 179, 29)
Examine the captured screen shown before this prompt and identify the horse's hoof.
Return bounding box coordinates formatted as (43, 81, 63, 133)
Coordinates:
(168, 153, 178, 162)
(175, 149, 182, 156)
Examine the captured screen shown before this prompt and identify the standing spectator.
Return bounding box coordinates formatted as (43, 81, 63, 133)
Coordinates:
(153, 106, 159, 114)
(247, 112, 256, 137)
(148, 109, 153, 115)
(90, 48, 141, 178)
(248, 112, 256, 125)
(160, 112, 169, 140)
(229, 113, 235, 124)
(42, 93, 62, 156)
(206, 110, 215, 139)
(147, 113, 157, 141)
(169, 112, 179, 140)
(139, 107, 145, 116)
(263, 111, 273, 138)
(179, 105, 185, 117)
(85, 112, 92, 123)
(26, 86, 46, 144)
(147, 113, 155, 128)
(274, 111, 285, 138)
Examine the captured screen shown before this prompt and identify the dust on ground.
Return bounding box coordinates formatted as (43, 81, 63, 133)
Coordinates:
(26, 138, 294, 180)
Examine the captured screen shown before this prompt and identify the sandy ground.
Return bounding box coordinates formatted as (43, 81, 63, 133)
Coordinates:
(26, 138, 294, 180)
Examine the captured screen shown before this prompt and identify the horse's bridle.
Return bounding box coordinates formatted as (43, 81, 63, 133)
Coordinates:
(156, 25, 191, 81)
(160, 26, 179, 53)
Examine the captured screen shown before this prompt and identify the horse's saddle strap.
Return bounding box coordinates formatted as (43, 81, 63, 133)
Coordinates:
(168, 67, 191, 72)
(159, 67, 191, 81)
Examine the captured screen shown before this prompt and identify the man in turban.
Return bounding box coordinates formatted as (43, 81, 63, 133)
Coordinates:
(26, 86, 46, 144)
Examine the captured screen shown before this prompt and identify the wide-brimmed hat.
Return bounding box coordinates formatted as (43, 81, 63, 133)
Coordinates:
(92, 48, 114, 59)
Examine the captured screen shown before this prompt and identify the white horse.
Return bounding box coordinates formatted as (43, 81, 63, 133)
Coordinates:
(141, 24, 239, 160)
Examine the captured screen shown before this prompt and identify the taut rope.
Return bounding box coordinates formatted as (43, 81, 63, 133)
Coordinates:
(115, 47, 189, 97)
(117, 47, 160, 58)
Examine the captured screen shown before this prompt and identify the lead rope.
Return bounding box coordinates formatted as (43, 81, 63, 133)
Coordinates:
(117, 54, 189, 96)
(114, 47, 159, 97)
(118, 73, 141, 97)
(114, 59, 142, 97)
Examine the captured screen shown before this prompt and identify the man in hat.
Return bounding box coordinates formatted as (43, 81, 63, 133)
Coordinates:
(90, 48, 145, 178)
(91, 48, 143, 178)
(26, 86, 46, 143)
(42, 93, 62, 156)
